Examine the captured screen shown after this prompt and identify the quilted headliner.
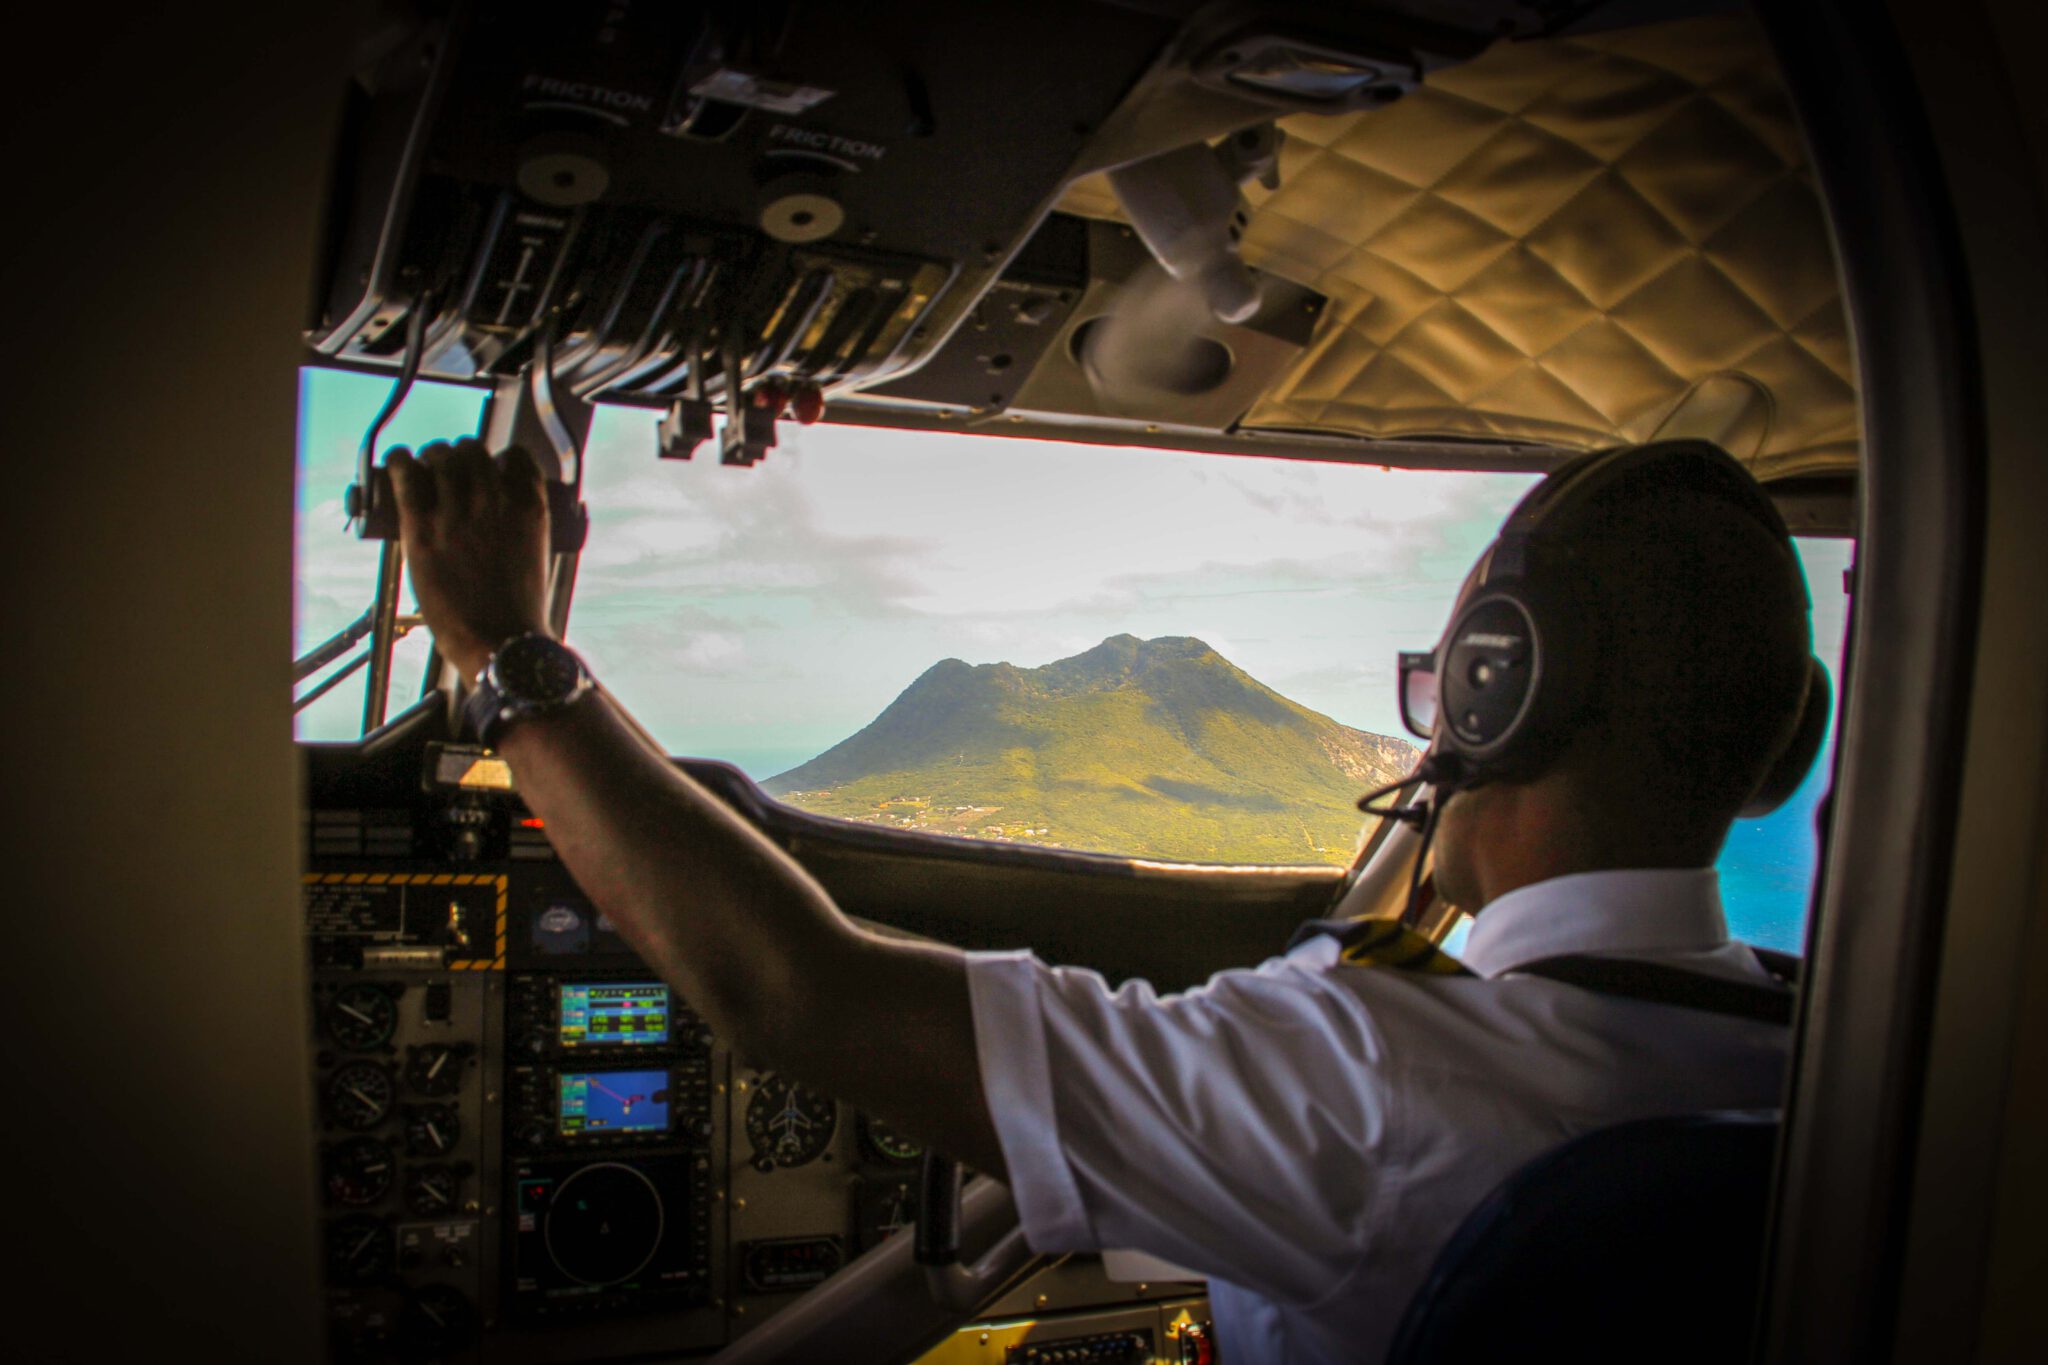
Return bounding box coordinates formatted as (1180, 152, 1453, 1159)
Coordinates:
(1059, 16, 1858, 481)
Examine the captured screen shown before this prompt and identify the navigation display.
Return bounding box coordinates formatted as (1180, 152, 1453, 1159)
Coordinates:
(558, 1070, 671, 1137)
(559, 981, 670, 1048)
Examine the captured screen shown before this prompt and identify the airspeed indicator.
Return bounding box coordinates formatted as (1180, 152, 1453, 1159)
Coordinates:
(325, 984, 398, 1051)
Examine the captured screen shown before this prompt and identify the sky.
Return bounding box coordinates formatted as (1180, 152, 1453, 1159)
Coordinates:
(293, 368, 1545, 769)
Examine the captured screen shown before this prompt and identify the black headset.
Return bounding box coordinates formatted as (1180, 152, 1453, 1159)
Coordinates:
(1426, 439, 1831, 818)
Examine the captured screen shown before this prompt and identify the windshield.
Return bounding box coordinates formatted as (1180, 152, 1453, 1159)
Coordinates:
(295, 368, 1848, 950)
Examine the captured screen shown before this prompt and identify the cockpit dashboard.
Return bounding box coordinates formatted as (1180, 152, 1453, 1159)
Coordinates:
(303, 724, 1217, 1363)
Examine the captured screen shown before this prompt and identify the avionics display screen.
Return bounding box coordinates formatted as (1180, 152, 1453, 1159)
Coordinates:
(558, 1070, 671, 1137)
(559, 981, 670, 1048)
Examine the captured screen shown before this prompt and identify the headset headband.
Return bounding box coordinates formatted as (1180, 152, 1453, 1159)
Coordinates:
(1484, 440, 1803, 601)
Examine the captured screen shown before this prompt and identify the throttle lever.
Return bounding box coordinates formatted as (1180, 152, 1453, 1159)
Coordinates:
(348, 467, 589, 553)
(914, 1154, 1034, 1314)
(914, 1152, 964, 1269)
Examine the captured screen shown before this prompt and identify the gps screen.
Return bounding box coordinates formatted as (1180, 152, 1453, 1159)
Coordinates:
(558, 1069, 671, 1136)
(559, 981, 670, 1048)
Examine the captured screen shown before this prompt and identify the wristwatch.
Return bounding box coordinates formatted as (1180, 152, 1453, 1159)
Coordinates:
(463, 632, 592, 746)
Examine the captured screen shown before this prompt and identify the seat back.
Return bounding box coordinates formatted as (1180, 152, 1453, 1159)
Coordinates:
(1386, 1111, 1779, 1365)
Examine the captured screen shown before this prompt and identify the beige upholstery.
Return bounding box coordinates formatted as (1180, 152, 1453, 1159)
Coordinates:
(1058, 16, 1858, 480)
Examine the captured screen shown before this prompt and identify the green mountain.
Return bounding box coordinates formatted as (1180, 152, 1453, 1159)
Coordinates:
(764, 634, 1419, 865)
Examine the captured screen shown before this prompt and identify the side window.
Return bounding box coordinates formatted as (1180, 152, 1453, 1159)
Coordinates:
(294, 370, 485, 739)
(1712, 536, 1853, 952)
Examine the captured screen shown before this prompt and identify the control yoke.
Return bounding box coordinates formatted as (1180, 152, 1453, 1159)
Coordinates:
(341, 316, 594, 732)
(348, 326, 592, 556)
(915, 1153, 1037, 1313)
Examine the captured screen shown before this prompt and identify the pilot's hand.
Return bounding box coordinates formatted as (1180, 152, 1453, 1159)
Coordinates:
(387, 438, 552, 681)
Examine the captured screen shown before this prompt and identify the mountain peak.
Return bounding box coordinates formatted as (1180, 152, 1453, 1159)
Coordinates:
(1042, 633, 1224, 683)
(763, 636, 1420, 865)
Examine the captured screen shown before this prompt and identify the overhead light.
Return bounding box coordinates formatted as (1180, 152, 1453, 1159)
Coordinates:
(1194, 33, 1421, 112)
(1229, 49, 1388, 102)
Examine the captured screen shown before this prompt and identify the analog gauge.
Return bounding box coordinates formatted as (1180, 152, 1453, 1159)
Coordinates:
(325, 1063, 396, 1132)
(860, 1116, 924, 1165)
(405, 1044, 464, 1097)
(404, 1104, 460, 1158)
(858, 1177, 918, 1250)
(325, 1214, 393, 1285)
(398, 1284, 477, 1357)
(325, 984, 398, 1051)
(404, 1165, 462, 1218)
(745, 1076, 838, 1170)
(325, 1137, 397, 1207)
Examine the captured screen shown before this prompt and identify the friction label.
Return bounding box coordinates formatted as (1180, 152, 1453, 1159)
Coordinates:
(767, 123, 887, 162)
(522, 74, 654, 114)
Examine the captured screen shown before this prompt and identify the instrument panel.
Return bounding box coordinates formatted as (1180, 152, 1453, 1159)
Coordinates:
(303, 757, 1205, 1363)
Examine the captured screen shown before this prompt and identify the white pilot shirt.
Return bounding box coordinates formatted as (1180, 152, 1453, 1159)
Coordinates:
(965, 868, 1790, 1364)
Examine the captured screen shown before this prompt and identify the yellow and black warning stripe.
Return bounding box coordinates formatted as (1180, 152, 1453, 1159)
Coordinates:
(302, 871, 509, 971)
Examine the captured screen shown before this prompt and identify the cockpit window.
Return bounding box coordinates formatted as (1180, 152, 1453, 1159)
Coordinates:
(562, 403, 1533, 867)
(295, 366, 1850, 943)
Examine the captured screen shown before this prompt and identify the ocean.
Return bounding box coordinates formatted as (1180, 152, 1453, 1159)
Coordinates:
(1716, 746, 1832, 954)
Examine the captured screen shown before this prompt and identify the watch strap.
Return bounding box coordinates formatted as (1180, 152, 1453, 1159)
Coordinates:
(462, 634, 590, 746)
(462, 672, 512, 746)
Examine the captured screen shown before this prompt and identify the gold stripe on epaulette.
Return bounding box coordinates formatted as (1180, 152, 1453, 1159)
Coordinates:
(1334, 919, 1472, 976)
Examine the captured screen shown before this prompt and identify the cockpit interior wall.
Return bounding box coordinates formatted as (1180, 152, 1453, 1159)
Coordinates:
(7, 4, 343, 1359)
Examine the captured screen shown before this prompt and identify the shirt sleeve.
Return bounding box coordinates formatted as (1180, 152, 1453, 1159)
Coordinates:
(965, 946, 1399, 1306)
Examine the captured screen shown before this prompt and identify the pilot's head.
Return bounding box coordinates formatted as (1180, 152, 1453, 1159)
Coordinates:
(1401, 442, 1824, 913)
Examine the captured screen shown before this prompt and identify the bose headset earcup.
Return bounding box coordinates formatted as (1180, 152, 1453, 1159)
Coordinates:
(1435, 577, 1588, 781)
(1739, 656, 1832, 817)
(1438, 594, 1541, 751)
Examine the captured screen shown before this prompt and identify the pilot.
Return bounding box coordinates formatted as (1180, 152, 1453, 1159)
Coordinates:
(387, 436, 1820, 1364)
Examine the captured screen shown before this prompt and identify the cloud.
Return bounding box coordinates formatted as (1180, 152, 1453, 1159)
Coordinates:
(575, 415, 947, 620)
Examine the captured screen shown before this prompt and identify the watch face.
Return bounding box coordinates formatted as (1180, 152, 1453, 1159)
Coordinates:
(493, 635, 586, 707)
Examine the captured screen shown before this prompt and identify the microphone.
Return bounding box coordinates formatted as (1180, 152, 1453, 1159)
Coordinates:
(1356, 751, 1472, 825)
(1418, 751, 1468, 790)
(1355, 751, 1473, 926)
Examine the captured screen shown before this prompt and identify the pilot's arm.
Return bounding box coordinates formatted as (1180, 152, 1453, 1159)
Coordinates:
(389, 438, 1007, 1177)
(388, 439, 1390, 1312)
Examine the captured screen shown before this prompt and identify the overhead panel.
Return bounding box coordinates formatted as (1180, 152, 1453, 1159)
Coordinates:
(1058, 16, 1858, 482)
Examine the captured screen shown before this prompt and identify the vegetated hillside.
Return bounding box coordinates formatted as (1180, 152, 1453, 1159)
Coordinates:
(763, 635, 1420, 865)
